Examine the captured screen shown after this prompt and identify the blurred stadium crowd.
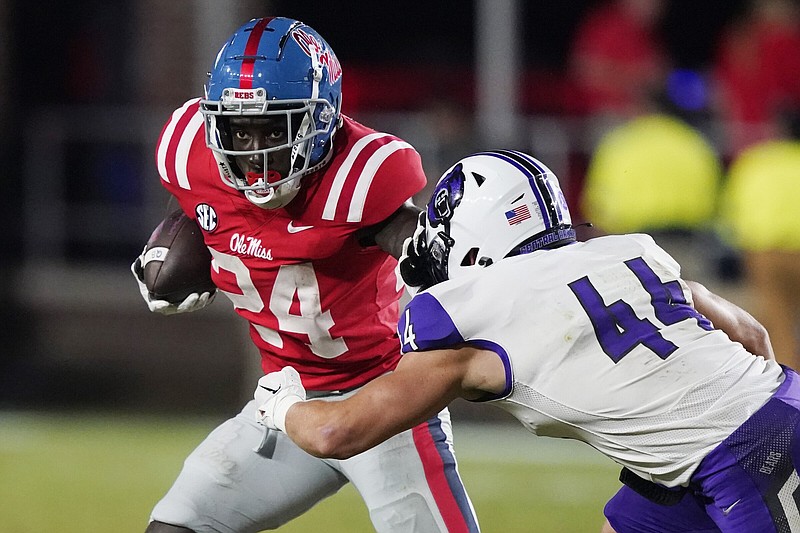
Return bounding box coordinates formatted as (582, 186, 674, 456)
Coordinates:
(1, 0, 798, 413)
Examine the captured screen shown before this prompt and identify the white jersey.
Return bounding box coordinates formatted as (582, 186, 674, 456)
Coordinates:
(398, 233, 784, 486)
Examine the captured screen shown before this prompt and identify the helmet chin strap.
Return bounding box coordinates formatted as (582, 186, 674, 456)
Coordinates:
(241, 168, 294, 209)
(506, 225, 577, 258)
(245, 180, 301, 209)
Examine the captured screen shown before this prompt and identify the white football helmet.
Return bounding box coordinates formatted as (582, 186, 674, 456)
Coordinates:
(420, 150, 575, 285)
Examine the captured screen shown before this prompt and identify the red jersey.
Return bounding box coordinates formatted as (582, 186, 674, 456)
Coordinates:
(155, 99, 426, 390)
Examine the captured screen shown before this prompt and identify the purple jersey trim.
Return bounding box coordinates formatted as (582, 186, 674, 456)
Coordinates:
(468, 339, 513, 401)
(399, 293, 465, 353)
(398, 293, 513, 400)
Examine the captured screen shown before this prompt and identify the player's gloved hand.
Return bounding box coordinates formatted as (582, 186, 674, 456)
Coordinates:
(130, 246, 216, 315)
(398, 212, 436, 294)
(254, 366, 307, 432)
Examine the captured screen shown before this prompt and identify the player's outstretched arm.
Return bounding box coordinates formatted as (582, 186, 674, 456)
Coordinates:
(276, 345, 506, 459)
(357, 201, 423, 259)
(686, 280, 775, 361)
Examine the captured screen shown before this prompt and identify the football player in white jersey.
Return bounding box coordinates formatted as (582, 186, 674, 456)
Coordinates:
(255, 150, 800, 532)
(131, 17, 479, 533)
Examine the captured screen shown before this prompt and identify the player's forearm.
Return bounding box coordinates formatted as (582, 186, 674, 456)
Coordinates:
(284, 366, 457, 459)
(687, 281, 776, 360)
(284, 400, 405, 459)
(727, 315, 775, 361)
(374, 202, 423, 259)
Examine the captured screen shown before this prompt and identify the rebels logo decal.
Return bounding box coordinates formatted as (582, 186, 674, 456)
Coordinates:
(195, 203, 218, 232)
(292, 28, 342, 83)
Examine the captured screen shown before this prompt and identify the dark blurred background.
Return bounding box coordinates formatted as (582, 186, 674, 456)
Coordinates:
(3, 0, 798, 416)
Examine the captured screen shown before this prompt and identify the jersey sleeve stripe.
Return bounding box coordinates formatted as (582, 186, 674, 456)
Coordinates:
(174, 112, 205, 190)
(157, 98, 200, 184)
(347, 140, 414, 223)
(322, 132, 390, 221)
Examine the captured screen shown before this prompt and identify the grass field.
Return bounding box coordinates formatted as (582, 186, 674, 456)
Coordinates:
(0, 410, 622, 533)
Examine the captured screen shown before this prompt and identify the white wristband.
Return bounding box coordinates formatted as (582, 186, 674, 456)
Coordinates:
(273, 395, 304, 432)
(143, 246, 169, 266)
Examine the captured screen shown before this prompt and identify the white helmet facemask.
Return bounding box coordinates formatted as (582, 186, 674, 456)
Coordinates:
(202, 91, 337, 209)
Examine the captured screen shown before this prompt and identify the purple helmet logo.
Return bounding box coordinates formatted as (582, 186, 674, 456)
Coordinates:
(428, 163, 465, 229)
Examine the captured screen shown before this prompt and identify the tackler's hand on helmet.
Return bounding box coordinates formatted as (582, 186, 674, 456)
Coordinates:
(399, 212, 438, 294)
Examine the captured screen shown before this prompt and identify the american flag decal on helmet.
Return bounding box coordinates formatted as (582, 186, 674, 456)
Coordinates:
(505, 205, 531, 225)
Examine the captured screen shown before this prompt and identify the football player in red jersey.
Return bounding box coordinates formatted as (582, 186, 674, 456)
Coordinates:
(131, 17, 479, 533)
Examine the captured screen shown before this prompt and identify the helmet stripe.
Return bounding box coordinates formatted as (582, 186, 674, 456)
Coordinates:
(543, 177, 566, 221)
(509, 149, 567, 223)
(501, 150, 563, 228)
(240, 17, 272, 88)
(473, 150, 553, 229)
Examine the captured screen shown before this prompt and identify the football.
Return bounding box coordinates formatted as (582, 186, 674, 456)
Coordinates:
(143, 209, 215, 303)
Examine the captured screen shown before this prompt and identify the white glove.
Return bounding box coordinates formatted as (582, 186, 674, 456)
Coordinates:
(130, 246, 216, 315)
(254, 366, 307, 432)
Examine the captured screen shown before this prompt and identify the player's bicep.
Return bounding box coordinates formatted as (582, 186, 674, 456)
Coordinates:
(346, 350, 466, 434)
(395, 348, 474, 400)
